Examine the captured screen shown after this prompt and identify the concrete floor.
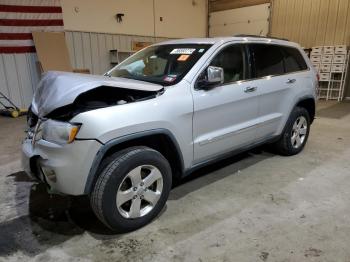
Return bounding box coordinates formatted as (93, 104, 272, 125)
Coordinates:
(0, 101, 350, 262)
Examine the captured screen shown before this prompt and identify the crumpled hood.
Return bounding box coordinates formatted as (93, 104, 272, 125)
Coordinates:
(32, 71, 163, 117)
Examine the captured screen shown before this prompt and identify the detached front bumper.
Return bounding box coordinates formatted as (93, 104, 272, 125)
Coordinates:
(22, 138, 102, 195)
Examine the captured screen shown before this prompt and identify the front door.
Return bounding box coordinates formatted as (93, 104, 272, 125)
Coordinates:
(192, 44, 260, 164)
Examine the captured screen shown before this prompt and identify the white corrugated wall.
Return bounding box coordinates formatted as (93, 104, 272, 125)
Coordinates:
(65, 31, 169, 75)
(0, 53, 39, 109)
(0, 31, 169, 108)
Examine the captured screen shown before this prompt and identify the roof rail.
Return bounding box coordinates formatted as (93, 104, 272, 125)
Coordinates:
(234, 34, 289, 41)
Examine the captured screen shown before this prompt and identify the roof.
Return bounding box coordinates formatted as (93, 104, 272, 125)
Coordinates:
(156, 36, 300, 48)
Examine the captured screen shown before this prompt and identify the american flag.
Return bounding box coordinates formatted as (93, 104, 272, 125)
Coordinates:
(0, 0, 64, 53)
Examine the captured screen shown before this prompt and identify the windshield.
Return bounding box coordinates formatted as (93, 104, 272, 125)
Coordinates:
(107, 44, 212, 85)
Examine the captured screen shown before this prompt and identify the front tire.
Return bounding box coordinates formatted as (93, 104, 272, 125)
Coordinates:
(90, 146, 172, 232)
(273, 107, 310, 156)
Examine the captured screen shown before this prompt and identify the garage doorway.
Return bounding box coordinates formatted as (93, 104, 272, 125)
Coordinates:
(209, 3, 271, 37)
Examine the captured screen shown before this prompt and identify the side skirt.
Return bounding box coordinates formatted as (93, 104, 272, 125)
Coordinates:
(183, 135, 280, 177)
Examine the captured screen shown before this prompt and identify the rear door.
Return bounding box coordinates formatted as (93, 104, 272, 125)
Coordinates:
(247, 44, 306, 141)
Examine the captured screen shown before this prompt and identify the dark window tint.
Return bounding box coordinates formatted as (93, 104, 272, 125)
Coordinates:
(250, 44, 284, 77)
(282, 47, 308, 73)
(210, 45, 245, 83)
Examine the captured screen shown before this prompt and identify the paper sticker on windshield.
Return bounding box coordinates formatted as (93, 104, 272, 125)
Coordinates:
(177, 54, 190, 61)
(170, 48, 196, 55)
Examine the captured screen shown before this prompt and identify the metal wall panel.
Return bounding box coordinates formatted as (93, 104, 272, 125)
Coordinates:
(0, 31, 169, 108)
(64, 31, 170, 75)
(271, 0, 350, 47)
(270, 0, 350, 98)
(81, 32, 92, 72)
(0, 52, 39, 109)
(212, 0, 350, 47)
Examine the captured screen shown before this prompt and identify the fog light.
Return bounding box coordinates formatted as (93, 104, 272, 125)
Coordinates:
(41, 166, 57, 182)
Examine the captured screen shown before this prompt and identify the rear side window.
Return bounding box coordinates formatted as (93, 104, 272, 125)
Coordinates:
(250, 44, 285, 77)
(282, 46, 308, 73)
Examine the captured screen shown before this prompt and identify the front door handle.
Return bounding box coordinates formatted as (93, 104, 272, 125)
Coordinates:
(244, 86, 257, 93)
(286, 78, 296, 84)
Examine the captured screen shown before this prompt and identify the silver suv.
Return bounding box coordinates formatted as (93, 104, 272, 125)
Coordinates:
(22, 36, 317, 232)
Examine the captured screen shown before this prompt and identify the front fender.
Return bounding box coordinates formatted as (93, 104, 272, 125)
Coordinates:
(83, 128, 184, 194)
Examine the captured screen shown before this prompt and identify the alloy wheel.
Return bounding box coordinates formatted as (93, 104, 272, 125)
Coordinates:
(116, 165, 163, 219)
(291, 116, 308, 149)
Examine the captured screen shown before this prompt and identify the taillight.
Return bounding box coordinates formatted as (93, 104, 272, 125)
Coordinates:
(316, 73, 320, 82)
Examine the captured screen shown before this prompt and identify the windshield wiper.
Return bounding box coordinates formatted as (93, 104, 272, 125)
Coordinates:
(104, 72, 111, 77)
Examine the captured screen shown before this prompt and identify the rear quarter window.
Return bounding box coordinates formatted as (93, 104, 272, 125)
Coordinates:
(282, 46, 308, 73)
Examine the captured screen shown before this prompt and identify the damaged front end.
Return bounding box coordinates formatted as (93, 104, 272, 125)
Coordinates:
(23, 71, 164, 194)
(45, 86, 160, 122)
(27, 71, 164, 127)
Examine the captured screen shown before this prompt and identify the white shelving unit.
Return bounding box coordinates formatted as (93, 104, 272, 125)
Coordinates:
(310, 45, 349, 101)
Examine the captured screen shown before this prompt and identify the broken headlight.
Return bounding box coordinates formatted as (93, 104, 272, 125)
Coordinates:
(42, 120, 81, 145)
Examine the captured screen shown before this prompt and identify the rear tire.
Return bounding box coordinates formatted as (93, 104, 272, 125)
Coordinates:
(273, 106, 310, 156)
(90, 146, 172, 232)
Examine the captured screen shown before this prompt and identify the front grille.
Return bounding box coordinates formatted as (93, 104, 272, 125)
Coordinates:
(31, 120, 42, 145)
(25, 107, 42, 145)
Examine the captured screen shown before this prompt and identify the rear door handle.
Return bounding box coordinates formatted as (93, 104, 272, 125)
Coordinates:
(244, 86, 257, 93)
(286, 78, 296, 84)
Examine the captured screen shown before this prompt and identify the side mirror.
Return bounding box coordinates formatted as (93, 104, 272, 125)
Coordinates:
(207, 66, 224, 84)
(196, 66, 224, 90)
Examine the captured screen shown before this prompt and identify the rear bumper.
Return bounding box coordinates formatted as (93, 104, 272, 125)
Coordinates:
(22, 138, 102, 195)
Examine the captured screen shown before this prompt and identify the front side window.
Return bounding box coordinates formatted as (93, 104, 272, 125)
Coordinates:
(209, 45, 246, 83)
(282, 46, 308, 73)
(250, 44, 284, 78)
(107, 44, 212, 85)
